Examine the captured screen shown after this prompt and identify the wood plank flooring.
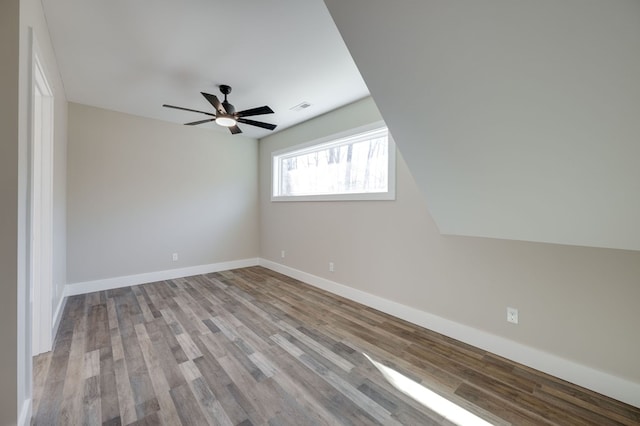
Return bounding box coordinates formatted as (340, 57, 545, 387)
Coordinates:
(32, 266, 640, 425)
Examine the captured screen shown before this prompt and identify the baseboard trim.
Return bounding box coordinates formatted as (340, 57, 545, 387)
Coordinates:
(18, 398, 31, 426)
(64, 258, 260, 297)
(258, 258, 640, 408)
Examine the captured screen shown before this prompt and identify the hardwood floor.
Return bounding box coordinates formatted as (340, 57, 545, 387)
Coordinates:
(32, 266, 640, 425)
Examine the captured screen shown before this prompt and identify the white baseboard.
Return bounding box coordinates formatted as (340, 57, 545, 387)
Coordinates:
(64, 258, 259, 297)
(18, 398, 31, 426)
(258, 258, 640, 409)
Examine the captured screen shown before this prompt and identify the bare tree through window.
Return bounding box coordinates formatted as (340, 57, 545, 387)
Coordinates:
(274, 127, 391, 198)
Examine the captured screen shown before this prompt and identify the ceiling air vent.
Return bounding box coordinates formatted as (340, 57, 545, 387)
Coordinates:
(290, 101, 311, 112)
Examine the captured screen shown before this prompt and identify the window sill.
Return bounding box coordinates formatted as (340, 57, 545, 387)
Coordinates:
(271, 191, 396, 202)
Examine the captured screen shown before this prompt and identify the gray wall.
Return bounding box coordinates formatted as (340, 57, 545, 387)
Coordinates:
(324, 0, 640, 251)
(67, 103, 259, 283)
(259, 97, 640, 386)
(0, 0, 20, 421)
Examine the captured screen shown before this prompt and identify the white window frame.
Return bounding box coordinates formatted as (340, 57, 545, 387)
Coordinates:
(271, 121, 396, 202)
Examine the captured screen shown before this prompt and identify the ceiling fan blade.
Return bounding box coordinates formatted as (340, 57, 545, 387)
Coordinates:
(184, 118, 216, 126)
(229, 125, 242, 134)
(237, 118, 277, 131)
(163, 104, 216, 117)
(201, 92, 226, 114)
(236, 105, 274, 117)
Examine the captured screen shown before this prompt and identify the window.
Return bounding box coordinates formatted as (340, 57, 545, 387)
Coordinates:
(272, 123, 395, 201)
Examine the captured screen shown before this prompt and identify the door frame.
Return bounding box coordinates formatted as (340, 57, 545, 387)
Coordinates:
(30, 35, 54, 356)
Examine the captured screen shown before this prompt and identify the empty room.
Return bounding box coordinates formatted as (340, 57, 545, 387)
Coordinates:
(1, 0, 640, 425)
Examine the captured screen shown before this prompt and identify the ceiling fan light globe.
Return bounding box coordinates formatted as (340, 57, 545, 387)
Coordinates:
(215, 115, 237, 127)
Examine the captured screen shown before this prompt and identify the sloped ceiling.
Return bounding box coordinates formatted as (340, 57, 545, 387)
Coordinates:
(324, 0, 640, 251)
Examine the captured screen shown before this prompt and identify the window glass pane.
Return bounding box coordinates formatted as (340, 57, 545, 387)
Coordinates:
(272, 126, 394, 201)
(279, 134, 388, 196)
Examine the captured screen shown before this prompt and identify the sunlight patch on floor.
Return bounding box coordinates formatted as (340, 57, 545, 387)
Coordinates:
(364, 353, 494, 426)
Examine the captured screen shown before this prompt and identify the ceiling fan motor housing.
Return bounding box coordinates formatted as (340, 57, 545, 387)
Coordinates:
(222, 101, 235, 114)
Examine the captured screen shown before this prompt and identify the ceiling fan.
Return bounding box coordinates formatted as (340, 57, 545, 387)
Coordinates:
(163, 85, 277, 134)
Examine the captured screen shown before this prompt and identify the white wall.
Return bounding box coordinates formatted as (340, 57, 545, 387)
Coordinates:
(19, 0, 69, 419)
(324, 0, 640, 251)
(20, 0, 69, 344)
(259, 97, 640, 404)
(67, 103, 259, 284)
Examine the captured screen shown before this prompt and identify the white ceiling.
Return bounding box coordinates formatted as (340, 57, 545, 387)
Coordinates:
(41, 0, 369, 139)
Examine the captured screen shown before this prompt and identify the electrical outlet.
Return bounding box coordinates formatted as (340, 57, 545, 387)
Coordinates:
(281, 250, 286, 258)
(172, 253, 178, 262)
(507, 307, 519, 324)
(329, 262, 334, 272)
